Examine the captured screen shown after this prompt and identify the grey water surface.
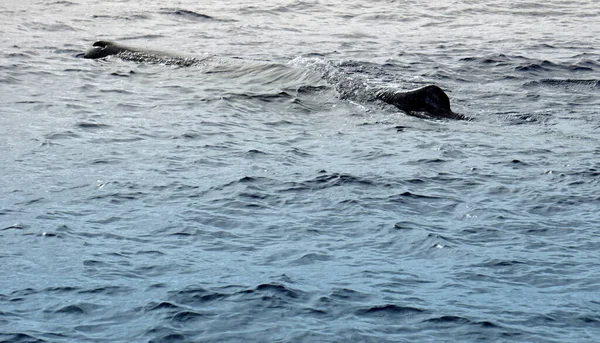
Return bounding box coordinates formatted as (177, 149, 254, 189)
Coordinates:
(1, 0, 600, 342)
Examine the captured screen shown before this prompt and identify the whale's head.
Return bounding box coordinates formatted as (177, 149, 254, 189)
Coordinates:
(83, 41, 124, 59)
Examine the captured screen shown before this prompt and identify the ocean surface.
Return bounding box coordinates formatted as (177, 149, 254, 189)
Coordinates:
(1, 0, 600, 342)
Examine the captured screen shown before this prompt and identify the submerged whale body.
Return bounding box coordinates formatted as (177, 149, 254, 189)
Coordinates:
(81, 40, 465, 120)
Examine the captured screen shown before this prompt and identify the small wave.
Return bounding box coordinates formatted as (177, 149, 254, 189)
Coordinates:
(171, 310, 206, 323)
(424, 315, 502, 329)
(77, 286, 132, 296)
(1, 224, 26, 231)
(515, 60, 595, 73)
(22, 21, 75, 32)
(391, 191, 441, 200)
(169, 287, 228, 306)
(460, 54, 512, 66)
(51, 303, 101, 315)
(44, 130, 80, 140)
(290, 252, 333, 266)
(88, 191, 146, 204)
(252, 283, 301, 299)
(283, 171, 376, 192)
(147, 333, 185, 343)
(515, 62, 554, 72)
(329, 288, 371, 301)
(145, 301, 182, 311)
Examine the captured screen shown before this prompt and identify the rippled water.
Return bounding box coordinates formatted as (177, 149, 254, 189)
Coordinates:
(2, 1, 600, 342)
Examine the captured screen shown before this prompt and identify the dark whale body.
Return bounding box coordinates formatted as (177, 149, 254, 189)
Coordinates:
(84, 40, 130, 59)
(82, 41, 465, 120)
(376, 85, 465, 120)
(83, 40, 186, 61)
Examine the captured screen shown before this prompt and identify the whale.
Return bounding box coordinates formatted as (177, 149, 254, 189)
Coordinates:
(375, 85, 465, 120)
(84, 40, 157, 59)
(83, 40, 124, 59)
(80, 40, 465, 120)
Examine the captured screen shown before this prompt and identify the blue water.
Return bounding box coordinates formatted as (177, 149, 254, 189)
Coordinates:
(1, 1, 600, 342)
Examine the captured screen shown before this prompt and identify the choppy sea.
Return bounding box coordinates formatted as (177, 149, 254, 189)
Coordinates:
(1, 0, 600, 342)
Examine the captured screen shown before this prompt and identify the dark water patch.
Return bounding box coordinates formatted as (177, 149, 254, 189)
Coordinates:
(566, 167, 600, 178)
(391, 191, 441, 200)
(44, 0, 77, 5)
(238, 176, 266, 184)
(90, 136, 145, 143)
(109, 71, 134, 77)
(239, 191, 270, 200)
(160, 8, 218, 21)
(425, 315, 475, 325)
(579, 315, 600, 324)
(167, 229, 198, 237)
(176, 132, 203, 139)
(75, 121, 112, 129)
(524, 78, 600, 91)
(415, 158, 448, 164)
(100, 88, 134, 95)
(393, 221, 429, 231)
(40, 231, 59, 237)
(483, 259, 526, 267)
(0, 333, 47, 343)
(224, 91, 294, 102)
(246, 148, 267, 156)
(83, 259, 109, 267)
(91, 158, 121, 164)
(135, 250, 165, 257)
(91, 13, 151, 21)
(296, 84, 329, 94)
(355, 304, 427, 318)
